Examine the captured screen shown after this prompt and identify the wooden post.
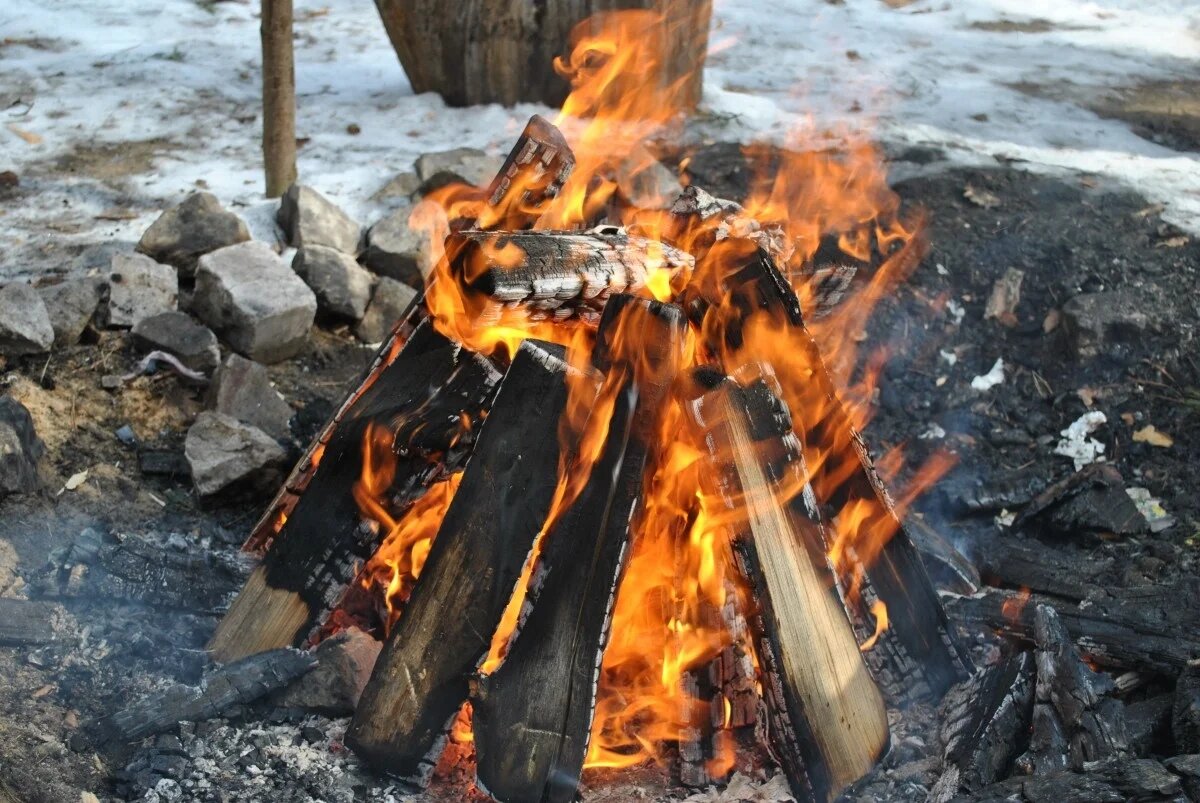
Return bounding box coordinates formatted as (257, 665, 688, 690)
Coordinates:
(262, 0, 297, 197)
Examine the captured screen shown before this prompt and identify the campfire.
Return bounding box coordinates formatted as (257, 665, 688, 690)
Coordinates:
(207, 9, 970, 802)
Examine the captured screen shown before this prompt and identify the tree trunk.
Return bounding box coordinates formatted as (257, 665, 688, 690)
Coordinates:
(262, 0, 297, 197)
(374, 0, 711, 109)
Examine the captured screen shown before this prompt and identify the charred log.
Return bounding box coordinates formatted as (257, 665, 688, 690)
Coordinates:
(1173, 659, 1200, 754)
(943, 582, 1200, 676)
(972, 535, 1116, 602)
(948, 756, 1185, 803)
(89, 648, 316, 745)
(0, 599, 59, 646)
(481, 115, 575, 231)
(928, 651, 1036, 801)
(686, 370, 890, 803)
(346, 340, 579, 784)
(444, 229, 692, 324)
(472, 295, 687, 803)
(208, 317, 501, 662)
(1015, 463, 1148, 538)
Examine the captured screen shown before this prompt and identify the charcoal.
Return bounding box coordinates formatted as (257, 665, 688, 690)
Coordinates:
(1174, 660, 1200, 754)
(1015, 463, 1147, 538)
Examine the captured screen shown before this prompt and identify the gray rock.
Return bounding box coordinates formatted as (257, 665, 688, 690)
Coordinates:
(276, 184, 361, 255)
(0, 283, 54, 357)
(184, 411, 286, 497)
(37, 278, 103, 346)
(137, 192, 251, 276)
(130, 312, 221, 373)
(612, 152, 684, 210)
(102, 253, 178, 328)
(206, 354, 293, 441)
(292, 245, 373, 321)
(193, 241, 316, 364)
(1062, 290, 1152, 360)
(274, 628, 381, 715)
(414, 148, 503, 193)
(362, 205, 431, 286)
(370, 171, 421, 203)
(354, 276, 418, 344)
(0, 396, 44, 500)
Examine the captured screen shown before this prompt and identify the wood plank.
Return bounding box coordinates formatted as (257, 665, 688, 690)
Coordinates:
(472, 295, 687, 803)
(687, 372, 889, 803)
(208, 318, 502, 661)
(683, 243, 971, 701)
(345, 339, 579, 784)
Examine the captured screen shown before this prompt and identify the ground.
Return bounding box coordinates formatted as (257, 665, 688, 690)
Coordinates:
(0, 0, 1198, 801)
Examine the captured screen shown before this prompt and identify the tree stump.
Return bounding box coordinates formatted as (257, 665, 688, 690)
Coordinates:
(374, 0, 712, 109)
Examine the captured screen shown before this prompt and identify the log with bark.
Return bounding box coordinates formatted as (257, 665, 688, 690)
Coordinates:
(472, 294, 687, 803)
(443, 229, 692, 325)
(685, 369, 890, 803)
(681, 241, 971, 701)
(345, 339, 582, 784)
(481, 115, 576, 231)
(208, 318, 501, 662)
(373, 0, 711, 109)
(943, 581, 1200, 676)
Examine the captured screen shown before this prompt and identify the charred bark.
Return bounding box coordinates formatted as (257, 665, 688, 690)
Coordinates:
(472, 295, 687, 803)
(209, 317, 502, 662)
(346, 340, 579, 784)
(482, 115, 575, 231)
(943, 582, 1200, 676)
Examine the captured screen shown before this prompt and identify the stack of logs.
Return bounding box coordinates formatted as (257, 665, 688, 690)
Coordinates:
(206, 115, 971, 802)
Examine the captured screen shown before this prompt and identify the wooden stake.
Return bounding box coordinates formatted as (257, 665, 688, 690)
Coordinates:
(262, 0, 297, 197)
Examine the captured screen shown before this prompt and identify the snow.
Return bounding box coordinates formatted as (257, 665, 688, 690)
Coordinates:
(1055, 410, 1109, 470)
(1, 0, 1197, 281)
(970, 357, 1005, 391)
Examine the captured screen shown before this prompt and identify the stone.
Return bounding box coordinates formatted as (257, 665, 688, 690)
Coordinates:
(276, 184, 361, 255)
(137, 192, 251, 276)
(130, 312, 221, 373)
(362, 205, 431, 286)
(0, 283, 54, 357)
(192, 241, 316, 364)
(292, 245, 373, 321)
(183, 412, 286, 497)
(0, 396, 44, 500)
(612, 151, 684, 210)
(354, 276, 418, 344)
(414, 148, 503, 193)
(37, 278, 103, 346)
(274, 628, 381, 715)
(1061, 290, 1151, 360)
(102, 253, 178, 328)
(370, 171, 421, 203)
(206, 354, 293, 441)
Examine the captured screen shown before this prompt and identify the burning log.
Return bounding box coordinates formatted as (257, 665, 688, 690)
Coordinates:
(686, 369, 890, 803)
(943, 581, 1200, 676)
(208, 317, 502, 662)
(345, 339, 581, 784)
(684, 243, 971, 701)
(444, 229, 692, 323)
(472, 294, 687, 803)
(482, 115, 575, 231)
(89, 648, 316, 744)
(928, 651, 1036, 801)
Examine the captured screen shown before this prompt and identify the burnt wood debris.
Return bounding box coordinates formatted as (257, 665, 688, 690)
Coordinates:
(110, 111, 1198, 803)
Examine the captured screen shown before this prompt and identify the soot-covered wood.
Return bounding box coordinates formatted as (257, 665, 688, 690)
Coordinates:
(472, 295, 686, 803)
(928, 651, 1036, 801)
(345, 339, 579, 785)
(683, 242, 971, 701)
(208, 318, 501, 662)
(687, 370, 889, 803)
(444, 229, 693, 324)
(943, 581, 1200, 676)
